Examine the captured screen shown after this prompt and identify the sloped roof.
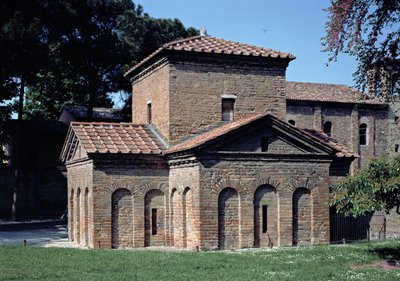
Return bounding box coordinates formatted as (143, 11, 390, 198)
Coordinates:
(301, 129, 358, 158)
(125, 35, 295, 77)
(61, 122, 165, 161)
(286, 81, 384, 105)
(62, 105, 127, 122)
(167, 113, 357, 158)
(167, 113, 266, 153)
(61, 116, 357, 161)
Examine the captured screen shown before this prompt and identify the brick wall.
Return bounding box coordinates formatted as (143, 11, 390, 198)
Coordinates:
(132, 62, 170, 141)
(131, 55, 288, 144)
(196, 157, 331, 250)
(89, 155, 169, 249)
(66, 160, 93, 246)
(168, 59, 287, 143)
(287, 102, 389, 169)
(169, 164, 201, 249)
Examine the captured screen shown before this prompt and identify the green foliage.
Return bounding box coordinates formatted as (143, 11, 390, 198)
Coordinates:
(323, 0, 400, 89)
(1, 0, 198, 120)
(330, 156, 400, 217)
(1, 240, 399, 280)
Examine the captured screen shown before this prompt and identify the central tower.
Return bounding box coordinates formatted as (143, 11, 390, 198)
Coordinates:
(125, 35, 295, 144)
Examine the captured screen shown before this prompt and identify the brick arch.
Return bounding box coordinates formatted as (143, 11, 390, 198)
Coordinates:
(75, 188, 81, 244)
(253, 185, 278, 248)
(111, 188, 133, 248)
(182, 187, 193, 248)
(144, 189, 166, 247)
(284, 177, 317, 192)
(82, 188, 89, 246)
(140, 182, 169, 197)
(170, 188, 178, 246)
(106, 181, 135, 195)
(69, 189, 74, 242)
(215, 178, 244, 194)
(218, 187, 240, 249)
(255, 176, 281, 191)
(292, 188, 312, 246)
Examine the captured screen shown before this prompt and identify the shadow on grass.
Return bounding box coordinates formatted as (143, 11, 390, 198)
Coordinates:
(368, 243, 400, 262)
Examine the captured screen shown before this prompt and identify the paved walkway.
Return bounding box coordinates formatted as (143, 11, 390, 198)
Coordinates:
(0, 226, 82, 248)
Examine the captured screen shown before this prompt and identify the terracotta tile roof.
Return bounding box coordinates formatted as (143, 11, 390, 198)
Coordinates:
(167, 113, 266, 153)
(125, 35, 295, 77)
(62, 105, 127, 122)
(286, 81, 384, 105)
(167, 113, 356, 158)
(70, 122, 164, 154)
(301, 128, 358, 158)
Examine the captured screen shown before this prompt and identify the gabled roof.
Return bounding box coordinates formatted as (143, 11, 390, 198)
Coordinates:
(61, 105, 127, 122)
(61, 122, 165, 162)
(301, 129, 358, 158)
(124, 35, 295, 78)
(286, 81, 384, 105)
(167, 113, 357, 158)
(166, 113, 265, 153)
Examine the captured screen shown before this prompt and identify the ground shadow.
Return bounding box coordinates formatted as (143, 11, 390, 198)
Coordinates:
(368, 244, 400, 262)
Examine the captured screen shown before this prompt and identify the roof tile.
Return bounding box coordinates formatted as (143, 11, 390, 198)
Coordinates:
(286, 81, 384, 105)
(125, 35, 295, 77)
(70, 122, 164, 155)
(301, 128, 358, 158)
(167, 113, 266, 154)
(167, 113, 357, 158)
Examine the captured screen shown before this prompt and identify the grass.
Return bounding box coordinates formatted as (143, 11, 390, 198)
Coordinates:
(1, 240, 399, 281)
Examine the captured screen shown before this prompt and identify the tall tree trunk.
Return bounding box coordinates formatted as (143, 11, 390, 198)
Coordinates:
(87, 93, 94, 122)
(86, 86, 97, 121)
(11, 77, 25, 221)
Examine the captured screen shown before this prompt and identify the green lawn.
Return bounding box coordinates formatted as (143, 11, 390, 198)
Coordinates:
(1, 240, 399, 281)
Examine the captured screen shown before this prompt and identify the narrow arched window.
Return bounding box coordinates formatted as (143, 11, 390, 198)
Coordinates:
(392, 75, 399, 96)
(222, 98, 235, 121)
(288, 120, 296, 126)
(359, 123, 367, 145)
(147, 102, 152, 124)
(323, 121, 332, 137)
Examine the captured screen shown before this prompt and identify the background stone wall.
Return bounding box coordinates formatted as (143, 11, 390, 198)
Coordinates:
(287, 102, 390, 169)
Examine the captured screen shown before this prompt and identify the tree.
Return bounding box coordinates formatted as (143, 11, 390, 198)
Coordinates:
(330, 156, 400, 217)
(21, 1, 198, 120)
(1, 0, 51, 219)
(323, 0, 400, 89)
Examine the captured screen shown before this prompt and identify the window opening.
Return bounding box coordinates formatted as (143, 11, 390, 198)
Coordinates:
(392, 75, 399, 96)
(359, 123, 367, 145)
(395, 144, 399, 153)
(288, 120, 296, 126)
(261, 137, 269, 152)
(323, 121, 332, 137)
(222, 98, 235, 121)
(262, 205, 268, 233)
(147, 102, 152, 124)
(151, 208, 157, 235)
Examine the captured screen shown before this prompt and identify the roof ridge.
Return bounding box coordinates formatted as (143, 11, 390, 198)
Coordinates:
(124, 36, 295, 78)
(167, 112, 267, 153)
(163, 35, 204, 47)
(287, 81, 350, 87)
(70, 121, 142, 126)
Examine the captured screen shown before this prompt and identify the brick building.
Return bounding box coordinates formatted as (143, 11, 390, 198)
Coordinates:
(61, 35, 399, 249)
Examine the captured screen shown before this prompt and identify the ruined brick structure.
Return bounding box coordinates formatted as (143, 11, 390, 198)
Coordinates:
(61, 35, 399, 249)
